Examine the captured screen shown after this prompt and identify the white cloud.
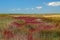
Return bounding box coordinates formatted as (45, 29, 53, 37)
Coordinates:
(10, 8, 21, 11)
(25, 8, 29, 10)
(16, 8, 21, 10)
(11, 9, 15, 11)
(9, 6, 42, 11)
(31, 8, 34, 10)
(48, 2, 60, 6)
(36, 6, 42, 9)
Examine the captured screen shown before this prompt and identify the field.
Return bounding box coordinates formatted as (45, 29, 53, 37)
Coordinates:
(0, 14, 60, 40)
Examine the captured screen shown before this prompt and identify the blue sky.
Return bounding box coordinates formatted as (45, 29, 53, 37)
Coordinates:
(0, 0, 60, 14)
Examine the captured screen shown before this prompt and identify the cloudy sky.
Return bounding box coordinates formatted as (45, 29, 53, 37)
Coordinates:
(0, 0, 60, 14)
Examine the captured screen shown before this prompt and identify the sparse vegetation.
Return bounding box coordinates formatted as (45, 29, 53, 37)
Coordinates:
(0, 14, 60, 40)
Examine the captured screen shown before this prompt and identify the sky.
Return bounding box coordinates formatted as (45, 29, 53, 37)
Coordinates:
(0, 0, 60, 14)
